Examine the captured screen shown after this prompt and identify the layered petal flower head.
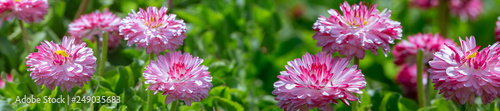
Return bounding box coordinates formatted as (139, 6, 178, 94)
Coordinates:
(393, 33, 456, 65)
(410, 0, 438, 9)
(0, 0, 48, 24)
(144, 51, 212, 106)
(26, 37, 97, 91)
(272, 52, 366, 111)
(396, 64, 428, 99)
(312, 1, 402, 59)
(449, 0, 482, 20)
(120, 6, 186, 55)
(496, 17, 500, 41)
(428, 36, 500, 105)
(69, 9, 123, 48)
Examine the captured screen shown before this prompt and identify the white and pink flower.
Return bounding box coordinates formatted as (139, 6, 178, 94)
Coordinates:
(272, 52, 366, 111)
(0, 0, 48, 24)
(449, 0, 482, 20)
(143, 51, 212, 106)
(428, 36, 500, 105)
(120, 6, 186, 55)
(69, 9, 123, 48)
(313, 1, 402, 59)
(26, 37, 96, 91)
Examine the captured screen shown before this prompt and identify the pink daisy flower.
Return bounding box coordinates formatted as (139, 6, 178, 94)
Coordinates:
(0, 73, 12, 89)
(143, 51, 212, 106)
(410, 0, 438, 9)
(312, 1, 402, 59)
(428, 36, 500, 105)
(119, 6, 186, 55)
(272, 52, 366, 111)
(0, 76, 4, 88)
(496, 17, 500, 41)
(5, 73, 12, 82)
(393, 33, 456, 65)
(396, 64, 428, 99)
(68, 9, 123, 48)
(25, 37, 96, 91)
(449, 0, 482, 20)
(0, 0, 48, 24)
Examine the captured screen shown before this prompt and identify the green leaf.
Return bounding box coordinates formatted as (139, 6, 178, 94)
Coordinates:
(119, 105, 128, 111)
(360, 89, 372, 110)
(213, 96, 244, 111)
(125, 95, 143, 111)
(209, 86, 231, 99)
(0, 100, 14, 111)
(114, 66, 133, 95)
(0, 37, 19, 70)
(379, 92, 402, 111)
(99, 105, 114, 111)
(398, 98, 419, 111)
(430, 99, 458, 111)
(179, 102, 205, 111)
(175, 10, 206, 27)
(94, 85, 116, 97)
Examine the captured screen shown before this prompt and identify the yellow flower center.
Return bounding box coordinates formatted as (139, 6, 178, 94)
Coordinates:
(15, 0, 21, 2)
(347, 20, 368, 27)
(145, 18, 162, 28)
(466, 52, 477, 59)
(56, 50, 69, 57)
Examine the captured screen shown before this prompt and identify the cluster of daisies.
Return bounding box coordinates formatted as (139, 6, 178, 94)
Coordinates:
(275, 1, 500, 111)
(1, 0, 210, 107)
(2, 0, 500, 110)
(272, 1, 402, 110)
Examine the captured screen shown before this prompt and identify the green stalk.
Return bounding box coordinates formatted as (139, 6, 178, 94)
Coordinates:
(417, 50, 426, 107)
(74, 0, 90, 20)
(95, 36, 101, 76)
(146, 91, 154, 111)
(99, 33, 108, 76)
(18, 20, 30, 52)
(438, 0, 449, 37)
(352, 57, 360, 111)
(146, 53, 155, 111)
(63, 90, 70, 110)
(170, 100, 179, 111)
(464, 103, 472, 111)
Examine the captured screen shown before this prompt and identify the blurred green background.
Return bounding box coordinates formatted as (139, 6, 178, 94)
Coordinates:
(1, 0, 500, 110)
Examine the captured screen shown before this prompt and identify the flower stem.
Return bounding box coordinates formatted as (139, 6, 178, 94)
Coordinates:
(95, 36, 101, 76)
(63, 91, 70, 110)
(74, 0, 90, 20)
(18, 20, 30, 52)
(438, 0, 449, 37)
(417, 50, 426, 107)
(352, 57, 360, 111)
(145, 53, 155, 111)
(464, 103, 473, 111)
(99, 33, 108, 76)
(170, 100, 179, 111)
(146, 91, 154, 111)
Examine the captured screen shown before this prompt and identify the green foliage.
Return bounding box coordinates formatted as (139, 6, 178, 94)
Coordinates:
(1, 0, 500, 111)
